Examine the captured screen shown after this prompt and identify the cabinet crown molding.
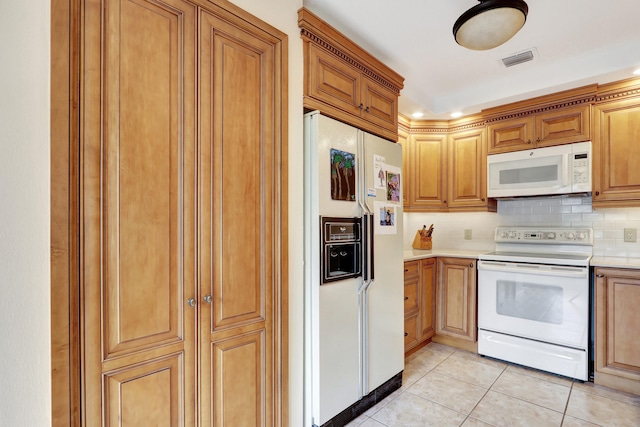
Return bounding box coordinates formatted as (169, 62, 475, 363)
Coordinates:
(298, 7, 404, 94)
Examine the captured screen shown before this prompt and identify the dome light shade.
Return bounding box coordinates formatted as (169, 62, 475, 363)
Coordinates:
(453, 0, 528, 51)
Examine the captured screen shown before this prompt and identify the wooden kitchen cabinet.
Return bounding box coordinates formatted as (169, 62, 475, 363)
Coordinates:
(406, 132, 448, 211)
(397, 126, 410, 206)
(418, 258, 437, 342)
(436, 257, 477, 342)
(403, 259, 436, 353)
(403, 124, 495, 212)
(77, 0, 288, 425)
(594, 267, 640, 395)
(299, 8, 404, 141)
(486, 104, 591, 154)
(592, 92, 640, 208)
(447, 127, 496, 211)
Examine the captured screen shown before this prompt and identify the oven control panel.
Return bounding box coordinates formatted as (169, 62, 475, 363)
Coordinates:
(494, 227, 592, 244)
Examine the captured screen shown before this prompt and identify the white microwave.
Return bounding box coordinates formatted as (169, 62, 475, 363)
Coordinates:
(487, 141, 591, 198)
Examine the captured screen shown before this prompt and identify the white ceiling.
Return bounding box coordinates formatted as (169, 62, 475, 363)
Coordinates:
(302, 0, 640, 119)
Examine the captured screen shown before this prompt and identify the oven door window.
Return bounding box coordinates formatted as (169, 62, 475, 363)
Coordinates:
(496, 280, 563, 325)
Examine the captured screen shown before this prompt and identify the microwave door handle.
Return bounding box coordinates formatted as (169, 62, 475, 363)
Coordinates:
(562, 153, 570, 186)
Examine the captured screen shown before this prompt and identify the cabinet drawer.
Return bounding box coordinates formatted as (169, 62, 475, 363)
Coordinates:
(404, 261, 419, 278)
(404, 315, 419, 351)
(404, 281, 419, 313)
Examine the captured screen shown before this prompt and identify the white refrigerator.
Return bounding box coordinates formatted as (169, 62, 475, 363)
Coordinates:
(303, 111, 404, 426)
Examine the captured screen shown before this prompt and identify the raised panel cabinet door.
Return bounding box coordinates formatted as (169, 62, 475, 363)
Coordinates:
(595, 268, 640, 395)
(447, 128, 487, 209)
(307, 43, 362, 117)
(593, 98, 640, 207)
(436, 258, 477, 342)
(409, 134, 447, 210)
(487, 116, 534, 154)
(199, 8, 286, 426)
(397, 129, 410, 206)
(82, 0, 197, 424)
(419, 258, 436, 342)
(361, 75, 398, 132)
(535, 105, 590, 148)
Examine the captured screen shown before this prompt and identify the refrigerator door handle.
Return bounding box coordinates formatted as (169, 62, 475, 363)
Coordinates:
(361, 213, 369, 282)
(369, 213, 374, 282)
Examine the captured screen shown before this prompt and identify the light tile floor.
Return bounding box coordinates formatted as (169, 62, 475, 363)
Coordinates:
(346, 342, 640, 427)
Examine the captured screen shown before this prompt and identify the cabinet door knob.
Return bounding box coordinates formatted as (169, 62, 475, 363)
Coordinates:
(596, 274, 604, 278)
(359, 103, 364, 110)
(595, 191, 600, 196)
(404, 296, 409, 301)
(203, 294, 213, 304)
(469, 263, 474, 268)
(364, 106, 370, 113)
(187, 298, 196, 308)
(527, 139, 532, 144)
(404, 332, 408, 337)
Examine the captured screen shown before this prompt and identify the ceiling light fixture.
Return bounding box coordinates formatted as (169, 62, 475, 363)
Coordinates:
(453, 0, 528, 51)
(411, 112, 424, 118)
(451, 112, 463, 118)
(633, 68, 640, 75)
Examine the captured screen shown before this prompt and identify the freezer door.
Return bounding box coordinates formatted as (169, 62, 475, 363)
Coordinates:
(360, 132, 405, 394)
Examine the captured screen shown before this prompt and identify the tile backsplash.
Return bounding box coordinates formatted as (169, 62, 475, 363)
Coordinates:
(404, 195, 640, 258)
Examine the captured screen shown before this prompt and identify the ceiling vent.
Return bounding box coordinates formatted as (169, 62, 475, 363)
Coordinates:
(501, 49, 535, 68)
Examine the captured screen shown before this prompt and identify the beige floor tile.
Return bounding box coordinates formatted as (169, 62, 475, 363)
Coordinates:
(363, 388, 402, 417)
(357, 419, 387, 427)
(561, 415, 601, 426)
(433, 351, 505, 388)
(405, 344, 454, 372)
(491, 370, 571, 412)
(572, 381, 640, 407)
(407, 370, 487, 414)
(506, 363, 575, 387)
(372, 392, 466, 427)
(462, 417, 496, 427)
(566, 388, 640, 427)
(401, 362, 428, 389)
(345, 413, 371, 426)
(470, 390, 564, 426)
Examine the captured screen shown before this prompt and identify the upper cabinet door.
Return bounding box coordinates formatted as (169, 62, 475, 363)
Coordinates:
(361, 75, 398, 130)
(593, 98, 640, 207)
(487, 116, 534, 154)
(307, 43, 362, 117)
(408, 133, 448, 211)
(447, 127, 490, 210)
(82, 0, 198, 424)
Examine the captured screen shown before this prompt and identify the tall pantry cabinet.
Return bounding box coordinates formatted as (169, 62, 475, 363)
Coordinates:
(79, 0, 287, 425)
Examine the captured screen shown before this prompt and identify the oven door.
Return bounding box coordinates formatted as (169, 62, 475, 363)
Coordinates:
(477, 260, 589, 350)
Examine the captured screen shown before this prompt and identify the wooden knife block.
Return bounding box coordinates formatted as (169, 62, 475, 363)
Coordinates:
(412, 231, 432, 250)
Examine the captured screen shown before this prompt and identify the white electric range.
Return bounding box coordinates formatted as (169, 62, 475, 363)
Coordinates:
(477, 226, 593, 381)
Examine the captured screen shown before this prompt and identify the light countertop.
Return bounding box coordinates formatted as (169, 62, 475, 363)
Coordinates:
(403, 249, 488, 262)
(590, 256, 640, 270)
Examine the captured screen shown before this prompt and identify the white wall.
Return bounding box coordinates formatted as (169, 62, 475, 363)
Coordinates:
(0, 1, 51, 425)
(405, 196, 640, 258)
(227, 1, 304, 425)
